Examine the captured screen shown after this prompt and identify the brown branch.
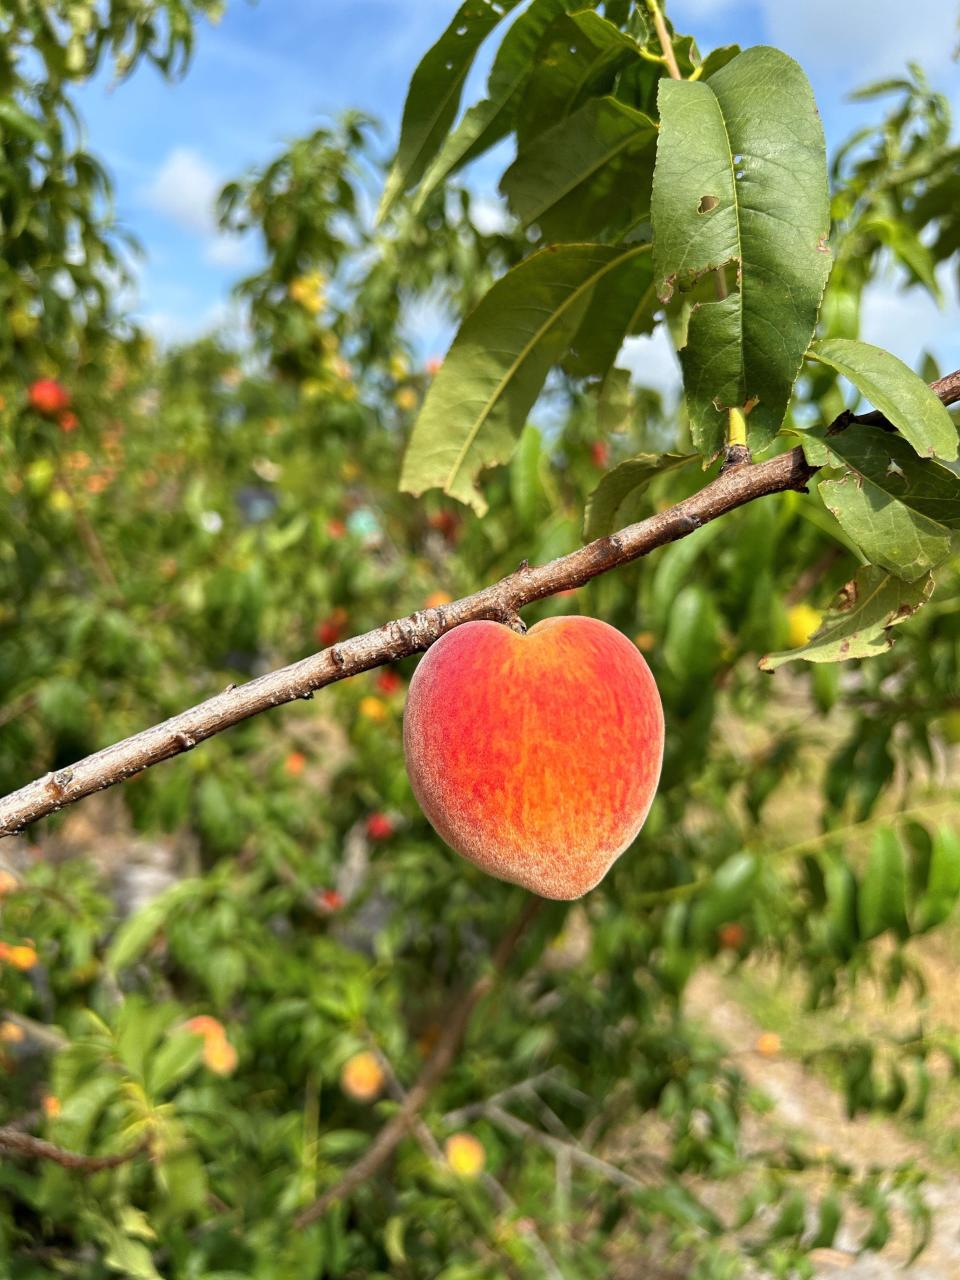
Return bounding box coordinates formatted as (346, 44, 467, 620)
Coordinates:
(0, 448, 814, 838)
(1, 366, 957, 841)
(0, 1126, 150, 1172)
(293, 896, 541, 1229)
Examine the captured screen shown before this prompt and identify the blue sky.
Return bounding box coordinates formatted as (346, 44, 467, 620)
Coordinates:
(75, 0, 960, 389)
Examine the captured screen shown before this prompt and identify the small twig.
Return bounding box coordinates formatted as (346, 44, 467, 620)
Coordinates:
(785, 545, 844, 605)
(372, 1043, 564, 1279)
(0, 1011, 67, 1050)
(442, 1069, 578, 1127)
(0, 1126, 150, 1172)
(0, 692, 36, 731)
(54, 464, 121, 596)
(293, 897, 542, 1228)
(486, 1106, 658, 1192)
(648, 0, 681, 80)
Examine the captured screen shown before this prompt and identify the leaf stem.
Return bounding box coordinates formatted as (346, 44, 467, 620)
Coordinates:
(647, 0, 682, 80)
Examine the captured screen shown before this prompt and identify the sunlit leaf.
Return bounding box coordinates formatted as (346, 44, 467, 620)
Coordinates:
(400, 242, 650, 513)
(652, 47, 831, 457)
(760, 566, 934, 670)
(584, 452, 695, 540)
(802, 425, 960, 580)
(378, 0, 523, 220)
(808, 339, 957, 461)
(502, 96, 657, 240)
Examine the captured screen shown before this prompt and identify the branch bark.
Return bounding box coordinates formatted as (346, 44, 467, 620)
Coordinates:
(293, 896, 540, 1228)
(0, 448, 814, 838)
(0, 1126, 150, 1172)
(0, 367, 957, 840)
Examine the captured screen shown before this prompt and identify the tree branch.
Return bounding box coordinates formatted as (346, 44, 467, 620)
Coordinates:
(1, 367, 957, 840)
(0, 449, 813, 838)
(293, 896, 541, 1228)
(0, 1126, 150, 1172)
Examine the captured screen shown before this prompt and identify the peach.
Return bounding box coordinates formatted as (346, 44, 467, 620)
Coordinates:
(28, 378, 70, 417)
(403, 617, 664, 900)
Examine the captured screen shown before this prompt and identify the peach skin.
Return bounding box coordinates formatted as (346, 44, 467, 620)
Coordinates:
(403, 616, 664, 900)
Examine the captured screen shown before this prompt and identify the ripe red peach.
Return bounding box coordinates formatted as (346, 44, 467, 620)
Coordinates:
(403, 617, 664, 900)
(28, 378, 70, 417)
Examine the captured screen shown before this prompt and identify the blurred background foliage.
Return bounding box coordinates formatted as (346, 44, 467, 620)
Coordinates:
(1, 2, 960, 1278)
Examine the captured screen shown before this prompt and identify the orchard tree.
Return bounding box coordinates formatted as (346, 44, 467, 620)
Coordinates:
(2, 2, 960, 1278)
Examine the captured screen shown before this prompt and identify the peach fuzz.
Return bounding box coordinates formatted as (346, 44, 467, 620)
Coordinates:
(403, 616, 664, 900)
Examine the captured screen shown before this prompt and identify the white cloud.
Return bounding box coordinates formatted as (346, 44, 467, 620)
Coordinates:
(204, 233, 258, 270)
(141, 297, 248, 347)
(140, 147, 221, 235)
(470, 195, 510, 235)
(860, 260, 960, 373)
(616, 326, 683, 403)
(760, 0, 957, 77)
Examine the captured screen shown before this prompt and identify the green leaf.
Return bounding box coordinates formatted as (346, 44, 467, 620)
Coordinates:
(99, 1223, 162, 1280)
(811, 1191, 842, 1249)
(106, 880, 199, 972)
(400, 242, 650, 513)
(377, 0, 523, 219)
(563, 244, 658, 378)
(914, 827, 960, 932)
(515, 10, 642, 148)
(858, 828, 908, 941)
(583, 453, 695, 540)
(823, 855, 859, 956)
(759, 566, 934, 670)
(663, 584, 720, 688)
(502, 96, 657, 241)
(652, 47, 831, 457)
(148, 1029, 204, 1095)
(0, 101, 47, 143)
(808, 339, 957, 461)
(414, 0, 593, 211)
(802, 425, 960, 580)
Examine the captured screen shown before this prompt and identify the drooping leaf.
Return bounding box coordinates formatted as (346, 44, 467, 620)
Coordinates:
(399, 242, 650, 513)
(760, 566, 934, 670)
(0, 101, 48, 143)
(414, 0, 596, 211)
(584, 453, 695, 540)
(808, 339, 957, 461)
(377, 0, 523, 220)
(515, 10, 643, 148)
(652, 47, 832, 457)
(502, 96, 658, 241)
(802, 425, 960, 580)
(914, 827, 960, 932)
(858, 828, 908, 941)
(563, 243, 658, 378)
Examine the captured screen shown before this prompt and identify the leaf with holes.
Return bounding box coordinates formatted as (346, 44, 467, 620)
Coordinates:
(808, 339, 957, 462)
(400, 243, 649, 513)
(652, 46, 831, 458)
(377, 0, 523, 220)
(584, 453, 696, 540)
(414, 0, 598, 213)
(802, 425, 960, 580)
(502, 97, 658, 241)
(759, 565, 934, 670)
